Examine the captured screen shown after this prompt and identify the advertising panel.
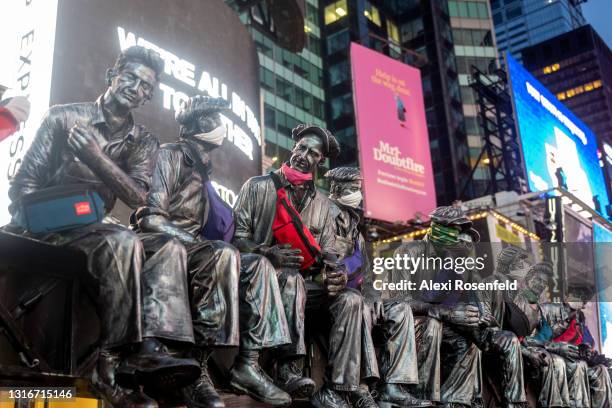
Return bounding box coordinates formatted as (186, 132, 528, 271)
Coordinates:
(0, 0, 261, 224)
(594, 222, 612, 356)
(351, 42, 436, 223)
(507, 54, 610, 218)
(0, 0, 59, 225)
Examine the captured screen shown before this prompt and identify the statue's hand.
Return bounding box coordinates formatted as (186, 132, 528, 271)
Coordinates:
(547, 342, 580, 360)
(325, 271, 347, 297)
(68, 121, 104, 163)
(263, 244, 303, 269)
(522, 347, 549, 368)
(437, 304, 480, 328)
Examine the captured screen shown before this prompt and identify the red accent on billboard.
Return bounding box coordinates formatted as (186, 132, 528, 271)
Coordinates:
(350, 42, 436, 223)
(74, 202, 92, 216)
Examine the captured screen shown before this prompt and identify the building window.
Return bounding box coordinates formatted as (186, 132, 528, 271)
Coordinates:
(387, 20, 400, 43)
(324, 0, 348, 25)
(401, 18, 424, 43)
(476, 2, 489, 19)
(505, 6, 522, 21)
(306, 3, 319, 25)
(493, 12, 503, 24)
(364, 1, 382, 26)
(331, 93, 353, 120)
(329, 60, 349, 86)
(327, 29, 350, 55)
(542, 63, 560, 74)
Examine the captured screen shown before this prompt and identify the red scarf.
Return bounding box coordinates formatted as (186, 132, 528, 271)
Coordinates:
(281, 163, 312, 185)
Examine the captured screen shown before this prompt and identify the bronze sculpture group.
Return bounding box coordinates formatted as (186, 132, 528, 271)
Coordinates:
(6, 46, 612, 408)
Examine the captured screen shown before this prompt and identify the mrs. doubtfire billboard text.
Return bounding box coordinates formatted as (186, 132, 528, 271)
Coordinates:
(351, 43, 436, 223)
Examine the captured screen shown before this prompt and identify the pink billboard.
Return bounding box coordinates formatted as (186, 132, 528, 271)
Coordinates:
(350, 42, 436, 223)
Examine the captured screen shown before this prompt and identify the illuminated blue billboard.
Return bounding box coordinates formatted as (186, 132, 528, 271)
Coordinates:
(507, 54, 610, 217)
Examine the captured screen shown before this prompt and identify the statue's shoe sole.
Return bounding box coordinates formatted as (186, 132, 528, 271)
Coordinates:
(279, 379, 315, 398)
(229, 379, 291, 407)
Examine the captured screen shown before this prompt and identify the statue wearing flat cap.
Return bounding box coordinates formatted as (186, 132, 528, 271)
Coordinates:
(232, 125, 379, 407)
(391, 206, 528, 408)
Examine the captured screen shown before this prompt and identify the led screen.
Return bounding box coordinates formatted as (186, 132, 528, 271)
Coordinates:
(507, 54, 610, 217)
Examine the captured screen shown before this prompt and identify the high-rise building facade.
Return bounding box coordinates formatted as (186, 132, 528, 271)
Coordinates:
(226, 0, 329, 181)
(491, 0, 586, 62)
(447, 0, 499, 196)
(522, 25, 612, 145)
(321, 0, 475, 205)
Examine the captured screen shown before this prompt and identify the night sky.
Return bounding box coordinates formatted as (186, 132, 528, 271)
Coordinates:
(582, 0, 612, 48)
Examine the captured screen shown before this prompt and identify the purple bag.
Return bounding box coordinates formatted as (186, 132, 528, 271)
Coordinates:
(342, 243, 364, 289)
(201, 181, 235, 242)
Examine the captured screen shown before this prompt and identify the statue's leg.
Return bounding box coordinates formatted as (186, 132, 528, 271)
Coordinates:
(310, 286, 368, 408)
(324, 287, 364, 392)
(238, 254, 310, 400)
(58, 224, 181, 405)
(377, 300, 418, 385)
(186, 240, 240, 346)
(138, 233, 194, 344)
(374, 300, 432, 407)
(587, 364, 612, 408)
(275, 268, 307, 359)
(59, 223, 144, 347)
(361, 301, 380, 383)
(413, 316, 443, 402)
(238, 253, 290, 350)
(537, 351, 570, 408)
(565, 359, 591, 408)
(486, 329, 527, 407)
(440, 325, 479, 407)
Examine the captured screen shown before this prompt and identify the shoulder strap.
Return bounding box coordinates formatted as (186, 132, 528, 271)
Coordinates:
(269, 171, 283, 191)
(183, 141, 211, 183)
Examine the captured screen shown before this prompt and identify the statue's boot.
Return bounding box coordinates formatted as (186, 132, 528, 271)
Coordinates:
(116, 337, 201, 392)
(183, 348, 225, 408)
(348, 385, 379, 408)
(93, 349, 159, 408)
(310, 384, 351, 408)
(229, 351, 291, 406)
(276, 360, 316, 397)
(376, 383, 433, 407)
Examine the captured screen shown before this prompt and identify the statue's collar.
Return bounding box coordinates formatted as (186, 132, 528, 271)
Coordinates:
(92, 94, 135, 130)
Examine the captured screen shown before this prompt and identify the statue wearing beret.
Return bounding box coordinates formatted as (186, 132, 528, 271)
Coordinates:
(132, 95, 293, 407)
(325, 167, 431, 407)
(232, 125, 376, 407)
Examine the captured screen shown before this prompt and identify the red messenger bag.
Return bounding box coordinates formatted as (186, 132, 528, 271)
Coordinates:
(270, 172, 321, 271)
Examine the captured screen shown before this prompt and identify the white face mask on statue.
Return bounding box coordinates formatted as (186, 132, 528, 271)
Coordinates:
(337, 191, 363, 208)
(192, 124, 226, 146)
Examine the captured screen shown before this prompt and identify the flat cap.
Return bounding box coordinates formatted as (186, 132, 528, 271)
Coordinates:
(291, 124, 340, 158)
(324, 167, 362, 182)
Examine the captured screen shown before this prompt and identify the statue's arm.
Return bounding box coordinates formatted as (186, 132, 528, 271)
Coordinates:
(134, 148, 198, 245)
(84, 125, 157, 209)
